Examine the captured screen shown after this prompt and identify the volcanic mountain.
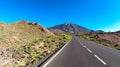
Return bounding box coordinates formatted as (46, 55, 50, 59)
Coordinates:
(48, 22, 92, 34)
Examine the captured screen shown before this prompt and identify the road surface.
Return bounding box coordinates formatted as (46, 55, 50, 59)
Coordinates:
(39, 36, 120, 67)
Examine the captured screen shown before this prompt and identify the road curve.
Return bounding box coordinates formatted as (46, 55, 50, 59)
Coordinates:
(39, 36, 120, 67)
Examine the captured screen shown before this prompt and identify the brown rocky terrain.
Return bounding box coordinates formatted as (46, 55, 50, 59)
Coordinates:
(48, 29, 65, 34)
(79, 31, 120, 50)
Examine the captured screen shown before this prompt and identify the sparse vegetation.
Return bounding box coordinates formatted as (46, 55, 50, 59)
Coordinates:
(12, 36, 71, 67)
(79, 34, 101, 44)
(78, 32, 120, 50)
(0, 21, 72, 67)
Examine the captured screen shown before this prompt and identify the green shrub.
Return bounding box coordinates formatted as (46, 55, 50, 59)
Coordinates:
(51, 39, 55, 42)
(39, 38, 44, 41)
(40, 53, 45, 57)
(26, 61, 31, 66)
(115, 47, 120, 50)
(44, 44, 48, 47)
(34, 49, 40, 54)
(46, 39, 51, 44)
(24, 46, 31, 54)
(57, 34, 71, 40)
(47, 36, 50, 38)
(59, 38, 62, 40)
(35, 53, 42, 60)
(33, 39, 38, 43)
(117, 48, 120, 50)
(31, 58, 37, 64)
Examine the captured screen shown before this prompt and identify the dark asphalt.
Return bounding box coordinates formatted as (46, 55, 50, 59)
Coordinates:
(40, 36, 120, 67)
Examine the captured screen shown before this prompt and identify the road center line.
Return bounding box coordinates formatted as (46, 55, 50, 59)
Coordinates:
(94, 54, 107, 65)
(87, 48, 92, 53)
(42, 40, 71, 67)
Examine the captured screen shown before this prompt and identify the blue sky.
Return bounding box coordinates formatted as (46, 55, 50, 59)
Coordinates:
(0, 0, 120, 32)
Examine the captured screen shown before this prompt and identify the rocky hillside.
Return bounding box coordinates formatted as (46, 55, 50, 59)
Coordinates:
(79, 31, 120, 50)
(0, 20, 53, 50)
(0, 20, 71, 67)
(48, 22, 91, 34)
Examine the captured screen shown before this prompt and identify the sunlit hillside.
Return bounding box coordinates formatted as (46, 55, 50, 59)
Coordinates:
(0, 20, 71, 67)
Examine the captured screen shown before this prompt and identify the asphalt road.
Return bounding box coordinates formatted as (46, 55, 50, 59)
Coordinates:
(40, 36, 120, 67)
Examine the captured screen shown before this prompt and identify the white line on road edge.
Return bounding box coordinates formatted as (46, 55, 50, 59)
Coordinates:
(83, 45, 87, 48)
(42, 40, 71, 67)
(94, 54, 107, 65)
(87, 48, 92, 53)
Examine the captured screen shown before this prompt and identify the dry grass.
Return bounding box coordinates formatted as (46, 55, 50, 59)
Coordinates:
(0, 21, 71, 67)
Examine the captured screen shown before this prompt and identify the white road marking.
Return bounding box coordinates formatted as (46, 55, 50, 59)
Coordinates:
(87, 48, 92, 53)
(94, 54, 107, 65)
(83, 45, 87, 48)
(42, 40, 71, 67)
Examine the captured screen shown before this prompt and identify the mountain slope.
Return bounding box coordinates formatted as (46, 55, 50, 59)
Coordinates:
(79, 31, 120, 50)
(0, 20, 71, 67)
(48, 22, 91, 34)
(0, 20, 54, 49)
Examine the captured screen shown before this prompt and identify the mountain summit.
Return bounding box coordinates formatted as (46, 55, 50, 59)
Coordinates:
(48, 22, 91, 34)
